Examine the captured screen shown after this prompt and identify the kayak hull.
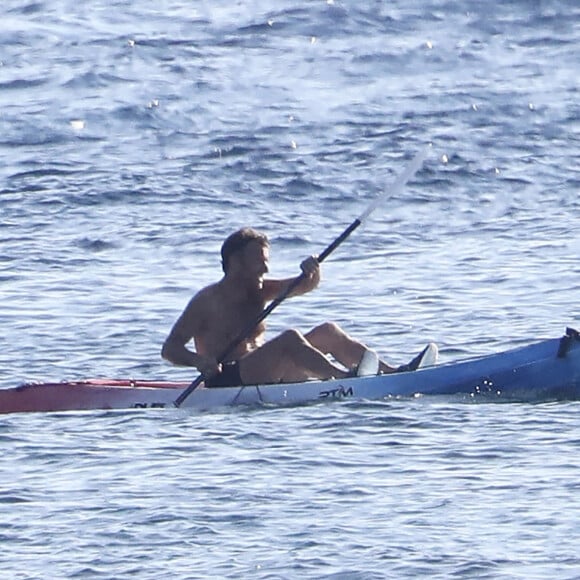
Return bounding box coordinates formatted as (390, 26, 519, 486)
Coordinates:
(1, 329, 579, 415)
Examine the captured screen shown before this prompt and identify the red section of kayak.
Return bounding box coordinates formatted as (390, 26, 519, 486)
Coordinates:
(0, 380, 188, 414)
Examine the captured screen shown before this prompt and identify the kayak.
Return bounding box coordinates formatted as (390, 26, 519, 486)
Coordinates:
(1, 328, 579, 415)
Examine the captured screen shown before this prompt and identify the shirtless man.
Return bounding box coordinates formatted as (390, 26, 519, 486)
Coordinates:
(162, 227, 433, 387)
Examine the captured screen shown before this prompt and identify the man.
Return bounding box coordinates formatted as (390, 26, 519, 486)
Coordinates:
(162, 227, 436, 387)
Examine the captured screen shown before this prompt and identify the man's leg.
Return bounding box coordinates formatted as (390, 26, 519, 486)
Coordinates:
(238, 329, 351, 385)
(305, 322, 397, 374)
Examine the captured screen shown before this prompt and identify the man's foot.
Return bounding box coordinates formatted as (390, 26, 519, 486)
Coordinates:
(396, 342, 438, 373)
(355, 349, 380, 377)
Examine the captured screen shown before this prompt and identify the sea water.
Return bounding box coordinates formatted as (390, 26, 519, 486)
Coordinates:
(1, 1, 579, 578)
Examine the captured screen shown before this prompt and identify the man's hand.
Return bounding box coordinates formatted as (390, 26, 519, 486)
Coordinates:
(300, 255, 320, 277)
(197, 355, 221, 378)
(299, 255, 321, 291)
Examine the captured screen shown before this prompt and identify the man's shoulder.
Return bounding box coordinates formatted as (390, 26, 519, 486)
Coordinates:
(175, 283, 219, 331)
(195, 281, 219, 296)
(187, 281, 221, 307)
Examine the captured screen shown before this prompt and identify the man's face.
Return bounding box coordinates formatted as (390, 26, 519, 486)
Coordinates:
(238, 240, 269, 287)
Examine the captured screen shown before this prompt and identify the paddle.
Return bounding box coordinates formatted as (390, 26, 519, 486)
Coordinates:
(174, 145, 430, 407)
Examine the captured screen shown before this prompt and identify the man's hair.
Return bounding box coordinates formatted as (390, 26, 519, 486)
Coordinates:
(221, 228, 269, 273)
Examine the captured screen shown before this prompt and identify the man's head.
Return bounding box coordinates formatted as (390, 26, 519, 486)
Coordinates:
(221, 228, 270, 275)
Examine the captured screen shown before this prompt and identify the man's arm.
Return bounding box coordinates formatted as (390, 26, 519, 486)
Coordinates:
(161, 297, 219, 376)
(263, 256, 320, 301)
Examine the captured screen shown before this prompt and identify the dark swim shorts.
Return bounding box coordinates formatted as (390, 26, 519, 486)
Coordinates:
(204, 361, 243, 388)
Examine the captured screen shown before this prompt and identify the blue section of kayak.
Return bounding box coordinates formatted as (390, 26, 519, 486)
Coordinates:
(187, 329, 580, 408)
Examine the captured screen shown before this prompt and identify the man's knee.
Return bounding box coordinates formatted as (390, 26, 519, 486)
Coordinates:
(313, 321, 343, 337)
(279, 328, 307, 347)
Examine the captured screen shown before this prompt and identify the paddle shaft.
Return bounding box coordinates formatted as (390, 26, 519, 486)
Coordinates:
(174, 146, 429, 407)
